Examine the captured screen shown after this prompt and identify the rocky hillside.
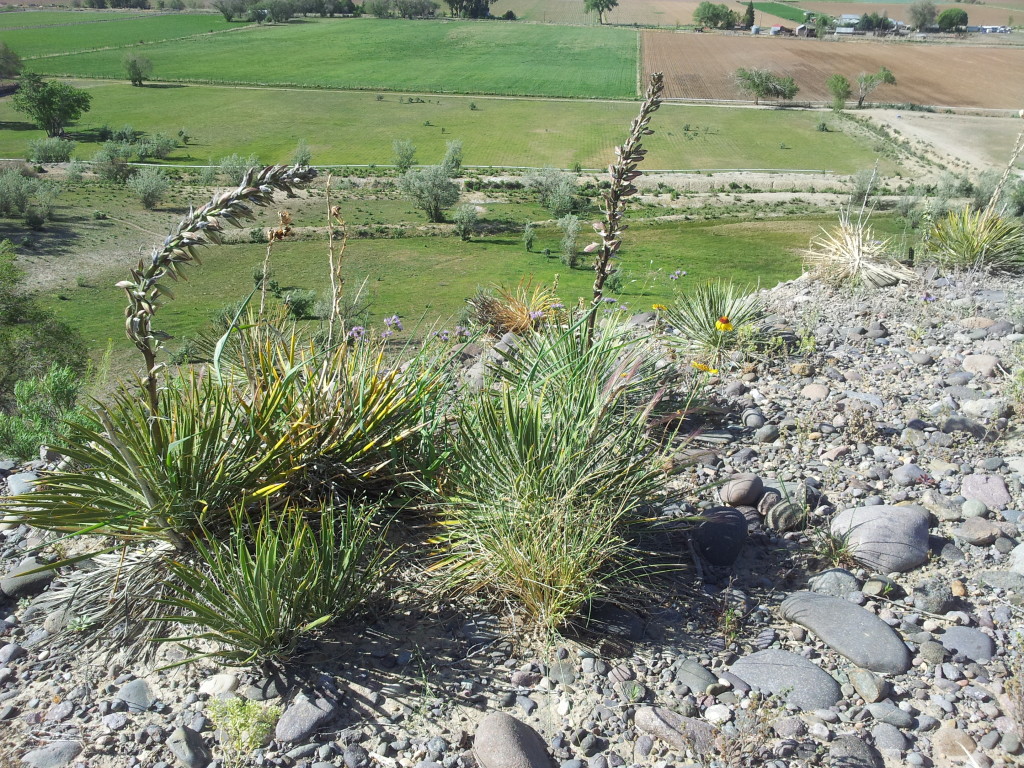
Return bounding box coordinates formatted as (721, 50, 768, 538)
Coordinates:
(2, 269, 1024, 768)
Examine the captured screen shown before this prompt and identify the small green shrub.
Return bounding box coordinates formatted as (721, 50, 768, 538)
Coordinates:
(27, 137, 75, 164)
(292, 139, 312, 167)
(283, 288, 317, 319)
(453, 202, 477, 241)
(126, 166, 170, 209)
(93, 141, 136, 184)
(0, 364, 83, 460)
(0, 169, 37, 217)
(207, 698, 281, 768)
(219, 153, 261, 186)
(136, 133, 177, 161)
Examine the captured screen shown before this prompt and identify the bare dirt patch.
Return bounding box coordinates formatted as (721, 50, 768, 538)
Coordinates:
(643, 30, 1024, 108)
(864, 109, 1024, 174)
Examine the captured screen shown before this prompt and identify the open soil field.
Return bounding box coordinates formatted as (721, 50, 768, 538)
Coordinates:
(801, 1, 1022, 26)
(0, 83, 894, 172)
(643, 30, 1024, 108)
(23, 17, 638, 98)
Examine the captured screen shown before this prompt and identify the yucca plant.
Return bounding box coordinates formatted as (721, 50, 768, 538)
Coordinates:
(923, 206, 1024, 272)
(661, 280, 765, 368)
(431, 320, 684, 632)
(156, 502, 390, 666)
(6, 369, 306, 547)
(803, 204, 916, 288)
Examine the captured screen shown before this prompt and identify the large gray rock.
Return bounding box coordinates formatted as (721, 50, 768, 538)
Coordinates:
(729, 649, 842, 711)
(961, 474, 1011, 509)
(672, 658, 717, 695)
(828, 734, 883, 768)
(719, 474, 764, 507)
(808, 568, 861, 598)
(275, 693, 338, 744)
(939, 627, 995, 662)
(693, 507, 747, 566)
(830, 505, 930, 573)
(633, 707, 716, 757)
(166, 726, 210, 768)
(20, 741, 81, 768)
(0, 557, 53, 599)
(780, 592, 911, 674)
(6, 472, 38, 497)
(115, 679, 154, 713)
(473, 711, 553, 768)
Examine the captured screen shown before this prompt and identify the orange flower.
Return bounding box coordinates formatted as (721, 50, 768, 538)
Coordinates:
(715, 316, 734, 332)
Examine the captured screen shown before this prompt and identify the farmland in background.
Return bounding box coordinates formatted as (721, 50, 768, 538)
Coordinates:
(0, 83, 891, 172)
(1, 12, 234, 58)
(22, 18, 637, 98)
(801, 1, 1023, 26)
(752, 2, 810, 23)
(0, 10, 153, 28)
(643, 30, 1024, 107)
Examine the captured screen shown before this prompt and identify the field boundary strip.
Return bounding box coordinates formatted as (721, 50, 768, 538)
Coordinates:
(0, 12, 156, 31)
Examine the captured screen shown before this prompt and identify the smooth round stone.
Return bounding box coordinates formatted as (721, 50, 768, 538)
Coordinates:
(720, 474, 764, 507)
(961, 499, 989, 519)
(939, 627, 995, 662)
(474, 712, 551, 768)
(754, 424, 779, 443)
(871, 722, 908, 753)
(729, 649, 842, 711)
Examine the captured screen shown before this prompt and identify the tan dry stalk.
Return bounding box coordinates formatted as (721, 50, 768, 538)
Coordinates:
(585, 72, 664, 344)
(117, 164, 316, 452)
(325, 174, 349, 348)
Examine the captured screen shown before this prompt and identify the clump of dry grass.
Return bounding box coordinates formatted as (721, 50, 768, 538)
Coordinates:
(467, 279, 562, 336)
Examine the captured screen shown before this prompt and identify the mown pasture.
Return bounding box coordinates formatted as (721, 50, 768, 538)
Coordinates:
(0, 10, 153, 28)
(3, 12, 235, 58)
(40, 214, 812, 364)
(0, 83, 891, 172)
(21, 18, 638, 99)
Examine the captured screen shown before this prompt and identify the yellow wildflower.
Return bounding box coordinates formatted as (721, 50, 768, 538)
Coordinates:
(691, 361, 719, 374)
(715, 316, 734, 332)
(652, 303, 668, 311)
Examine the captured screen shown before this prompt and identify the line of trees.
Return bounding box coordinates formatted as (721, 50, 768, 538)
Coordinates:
(212, 0, 358, 22)
(827, 67, 897, 109)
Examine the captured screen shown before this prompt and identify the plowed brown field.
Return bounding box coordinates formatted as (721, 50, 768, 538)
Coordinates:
(643, 30, 1024, 108)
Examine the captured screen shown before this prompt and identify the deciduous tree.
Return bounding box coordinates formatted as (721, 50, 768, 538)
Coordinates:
(583, 0, 618, 25)
(0, 43, 22, 80)
(826, 73, 851, 110)
(693, 1, 737, 28)
(734, 68, 798, 105)
(123, 53, 152, 87)
(855, 67, 896, 107)
(11, 74, 92, 138)
(211, 0, 247, 20)
(399, 165, 460, 222)
(908, 0, 937, 29)
(937, 7, 968, 31)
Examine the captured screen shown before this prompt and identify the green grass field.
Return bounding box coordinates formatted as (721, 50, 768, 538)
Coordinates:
(22, 17, 638, 98)
(0, 10, 153, 28)
(0, 83, 888, 172)
(6, 13, 236, 59)
(40, 216, 810, 362)
(752, 2, 810, 22)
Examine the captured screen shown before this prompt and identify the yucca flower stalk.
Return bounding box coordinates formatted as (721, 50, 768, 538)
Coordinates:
(584, 72, 663, 344)
(117, 164, 316, 450)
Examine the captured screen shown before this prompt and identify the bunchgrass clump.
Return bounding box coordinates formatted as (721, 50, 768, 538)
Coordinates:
(661, 279, 764, 368)
(431, 317, 686, 633)
(467, 279, 562, 336)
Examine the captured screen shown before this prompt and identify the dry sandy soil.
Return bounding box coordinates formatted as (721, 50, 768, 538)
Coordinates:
(866, 108, 1024, 174)
(644, 30, 1024, 108)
